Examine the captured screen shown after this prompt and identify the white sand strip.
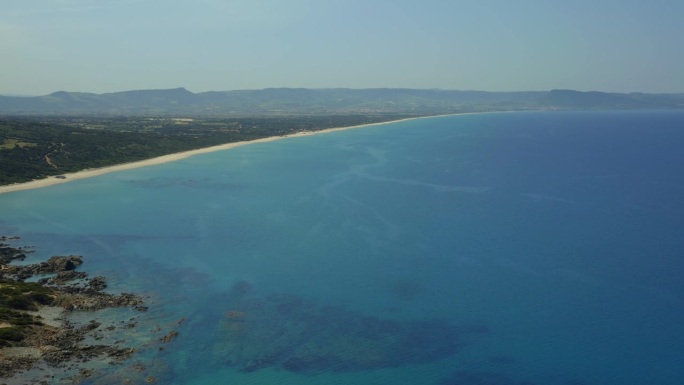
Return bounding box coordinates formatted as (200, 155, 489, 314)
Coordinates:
(0, 113, 487, 195)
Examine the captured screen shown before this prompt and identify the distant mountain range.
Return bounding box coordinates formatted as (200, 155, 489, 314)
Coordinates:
(1, 88, 683, 116)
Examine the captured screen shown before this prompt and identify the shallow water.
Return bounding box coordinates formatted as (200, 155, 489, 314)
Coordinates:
(2, 111, 684, 384)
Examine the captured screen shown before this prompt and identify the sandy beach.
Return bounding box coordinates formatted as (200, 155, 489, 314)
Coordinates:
(0, 115, 438, 195)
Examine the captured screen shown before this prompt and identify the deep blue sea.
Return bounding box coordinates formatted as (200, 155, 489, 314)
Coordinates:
(2, 111, 684, 385)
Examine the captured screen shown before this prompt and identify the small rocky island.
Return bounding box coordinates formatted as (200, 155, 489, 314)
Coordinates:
(0, 236, 175, 383)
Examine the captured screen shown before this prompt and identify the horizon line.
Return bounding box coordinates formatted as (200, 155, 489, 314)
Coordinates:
(3, 87, 683, 98)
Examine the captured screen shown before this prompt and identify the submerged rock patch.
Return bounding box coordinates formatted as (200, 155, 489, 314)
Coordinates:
(213, 282, 466, 374)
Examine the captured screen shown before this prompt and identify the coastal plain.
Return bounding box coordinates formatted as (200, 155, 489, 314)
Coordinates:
(0, 114, 420, 190)
(0, 115, 444, 194)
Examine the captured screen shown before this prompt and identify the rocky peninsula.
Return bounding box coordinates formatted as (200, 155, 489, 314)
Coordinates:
(0, 236, 176, 384)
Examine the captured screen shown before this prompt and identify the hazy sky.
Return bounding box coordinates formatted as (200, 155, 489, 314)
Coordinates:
(2, 0, 683, 95)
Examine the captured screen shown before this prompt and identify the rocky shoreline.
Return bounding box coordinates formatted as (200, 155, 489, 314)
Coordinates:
(0, 236, 173, 383)
(2, 235, 491, 383)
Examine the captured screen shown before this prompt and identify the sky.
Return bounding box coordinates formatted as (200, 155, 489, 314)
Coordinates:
(2, 0, 683, 95)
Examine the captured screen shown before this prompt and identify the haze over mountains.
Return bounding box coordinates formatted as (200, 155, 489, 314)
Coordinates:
(1, 88, 683, 116)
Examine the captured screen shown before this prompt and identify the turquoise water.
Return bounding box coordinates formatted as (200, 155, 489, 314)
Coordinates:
(2, 111, 684, 384)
